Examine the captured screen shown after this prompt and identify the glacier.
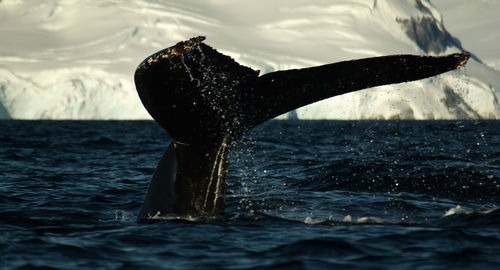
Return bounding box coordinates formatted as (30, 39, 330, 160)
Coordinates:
(0, 0, 499, 120)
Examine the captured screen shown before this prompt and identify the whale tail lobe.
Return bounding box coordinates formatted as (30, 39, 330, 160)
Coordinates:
(134, 36, 470, 221)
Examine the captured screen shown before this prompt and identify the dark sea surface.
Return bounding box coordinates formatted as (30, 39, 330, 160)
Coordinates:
(1, 120, 500, 270)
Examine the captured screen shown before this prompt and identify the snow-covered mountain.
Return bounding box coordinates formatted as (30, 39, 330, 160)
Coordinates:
(1, 0, 499, 120)
(431, 0, 500, 72)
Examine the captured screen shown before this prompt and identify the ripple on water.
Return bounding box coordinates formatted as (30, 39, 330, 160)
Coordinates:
(1, 120, 500, 269)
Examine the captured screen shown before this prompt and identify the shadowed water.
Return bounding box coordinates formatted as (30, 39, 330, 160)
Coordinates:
(1, 120, 499, 269)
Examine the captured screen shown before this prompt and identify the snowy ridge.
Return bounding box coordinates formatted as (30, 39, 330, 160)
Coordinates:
(431, 0, 500, 72)
(0, 0, 499, 120)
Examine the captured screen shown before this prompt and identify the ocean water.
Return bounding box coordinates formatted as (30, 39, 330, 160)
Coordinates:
(1, 120, 499, 269)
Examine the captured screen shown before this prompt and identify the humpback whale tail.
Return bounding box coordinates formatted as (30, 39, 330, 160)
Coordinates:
(134, 36, 469, 221)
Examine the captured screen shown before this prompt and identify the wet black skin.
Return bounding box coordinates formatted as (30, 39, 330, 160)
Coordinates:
(134, 36, 470, 221)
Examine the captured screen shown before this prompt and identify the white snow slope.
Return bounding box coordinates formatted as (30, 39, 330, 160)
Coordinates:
(0, 0, 499, 120)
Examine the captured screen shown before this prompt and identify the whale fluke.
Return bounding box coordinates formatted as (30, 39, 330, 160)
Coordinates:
(134, 36, 469, 221)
